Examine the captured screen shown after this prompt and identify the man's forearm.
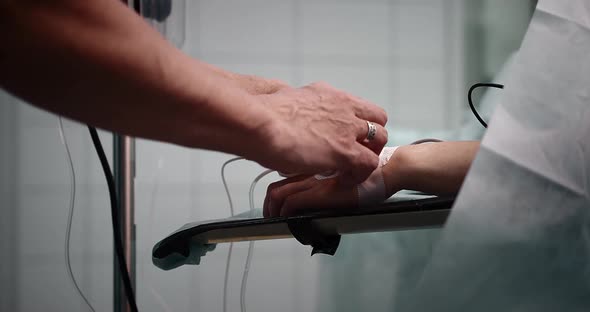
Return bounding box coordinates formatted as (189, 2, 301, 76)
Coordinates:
(0, 0, 271, 156)
(383, 141, 480, 195)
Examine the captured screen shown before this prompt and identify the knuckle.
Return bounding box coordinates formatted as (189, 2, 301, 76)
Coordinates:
(341, 92, 357, 104)
(367, 159, 379, 175)
(271, 78, 287, 86)
(367, 106, 387, 125)
(264, 81, 283, 93)
(309, 81, 328, 90)
(370, 154, 379, 167)
(379, 108, 388, 125)
(268, 187, 282, 202)
(343, 148, 361, 166)
(281, 199, 294, 216)
(381, 127, 389, 144)
(338, 90, 362, 105)
(281, 199, 292, 211)
(266, 182, 279, 193)
(358, 119, 368, 133)
(357, 152, 378, 170)
(336, 90, 351, 99)
(315, 81, 330, 88)
(350, 94, 366, 105)
(333, 150, 351, 169)
(281, 194, 305, 216)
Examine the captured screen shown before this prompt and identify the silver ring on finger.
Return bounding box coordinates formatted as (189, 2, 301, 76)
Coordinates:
(365, 121, 377, 142)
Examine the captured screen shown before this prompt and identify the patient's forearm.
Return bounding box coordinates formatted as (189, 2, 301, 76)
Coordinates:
(382, 141, 480, 195)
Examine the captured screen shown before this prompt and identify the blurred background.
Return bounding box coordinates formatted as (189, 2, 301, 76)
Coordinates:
(0, 0, 535, 311)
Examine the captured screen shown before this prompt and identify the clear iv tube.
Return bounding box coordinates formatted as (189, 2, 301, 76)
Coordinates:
(221, 157, 244, 217)
(144, 159, 173, 312)
(59, 117, 96, 312)
(221, 157, 244, 312)
(241, 169, 274, 312)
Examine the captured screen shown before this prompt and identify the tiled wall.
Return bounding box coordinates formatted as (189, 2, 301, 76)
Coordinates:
(187, 0, 465, 131)
(0, 93, 115, 311)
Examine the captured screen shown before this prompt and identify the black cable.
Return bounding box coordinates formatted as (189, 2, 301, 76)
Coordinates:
(410, 138, 444, 145)
(468, 82, 504, 128)
(88, 126, 139, 312)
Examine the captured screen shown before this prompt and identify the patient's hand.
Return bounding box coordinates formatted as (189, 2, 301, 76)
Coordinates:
(263, 141, 480, 217)
(263, 175, 358, 217)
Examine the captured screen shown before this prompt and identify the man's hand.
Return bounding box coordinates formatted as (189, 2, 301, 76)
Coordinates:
(207, 65, 289, 95)
(230, 73, 288, 95)
(253, 82, 388, 183)
(0, 0, 386, 182)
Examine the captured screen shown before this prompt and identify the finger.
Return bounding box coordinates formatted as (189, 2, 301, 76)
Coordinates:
(364, 124, 388, 155)
(346, 143, 380, 183)
(355, 119, 388, 155)
(280, 192, 314, 217)
(280, 182, 358, 217)
(347, 95, 388, 126)
(263, 190, 272, 218)
(264, 175, 309, 217)
(265, 176, 317, 217)
(335, 171, 360, 186)
(306, 82, 387, 126)
(266, 175, 309, 193)
(277, 171, 302, 178)
(270, 178, 316, 218)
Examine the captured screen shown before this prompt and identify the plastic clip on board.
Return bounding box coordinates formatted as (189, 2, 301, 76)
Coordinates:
(287, 218, 341, 256)
(152, 192, 455, 270)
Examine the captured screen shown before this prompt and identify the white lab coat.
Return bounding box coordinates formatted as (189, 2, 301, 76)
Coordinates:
(403, 1, 590, 311)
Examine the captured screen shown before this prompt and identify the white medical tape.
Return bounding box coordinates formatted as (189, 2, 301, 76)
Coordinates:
(357, 146, 399, 206)
(313, 146, 400, 181)
(379, 146, 398, 168)
(311, 146, 400, 207)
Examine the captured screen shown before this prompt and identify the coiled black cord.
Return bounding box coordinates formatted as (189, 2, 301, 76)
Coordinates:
(468, 82, 504, 128)
(88, 126, 139, 312)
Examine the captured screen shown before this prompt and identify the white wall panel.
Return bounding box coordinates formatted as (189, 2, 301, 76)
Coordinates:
(196, 0, 295, 56)
(301, 2, 390, 57)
